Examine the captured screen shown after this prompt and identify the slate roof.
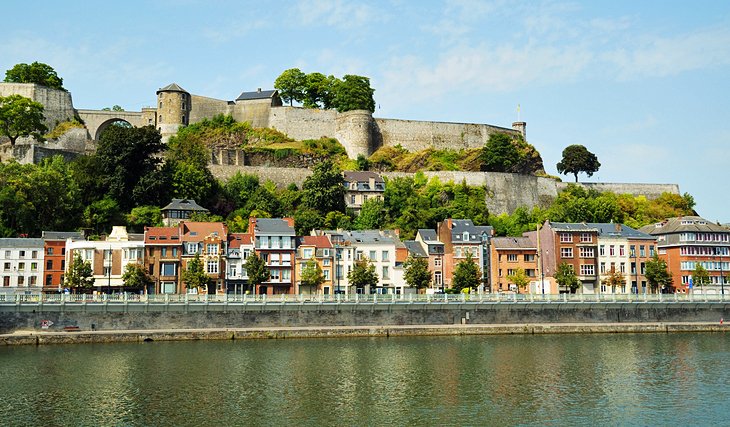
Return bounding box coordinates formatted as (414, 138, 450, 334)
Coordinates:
(157, 83, 188, 94)
(42, 231, 84, 241)
(416, 229, 439, 243)
(587, 223, 655, 240)
(161, 199, 208, 213)
(638, 216, 728, 235)
(404, 240, 428, 257)
(0, 238, 45, 248)
(343, 171, 385, 191)
(492, 236, 536, 250)
(450, 220, 493, 243)
(253, 218, 295, 235)
(236, 89, 278, 101)
(549, 222, 600, 232)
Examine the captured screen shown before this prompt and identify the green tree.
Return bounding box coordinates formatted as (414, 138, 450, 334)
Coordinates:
(96, 125, 166, 210)
(182, 253, 211, 292)
(245, 252, 269, 293)
(507, 267, 531, 293)
(355, 154, 371, 171)
(481, 133, 521, 172)
(403, 256, 431, 291)
(332, 74, 375, 113)
(121, 263, 153, 292)
(645, 255, 673, 293)
(275, 68, 306, 106)
(602, 269, 626, 294)
(0, 94, 47, 145)
(170, 160, 216, 205)
(451, 253, 481, 292)
(692, 263, 710, 290)
(83, 197, 122, 236)
(556, 144, 601, 182)
(353, 198, 385, 230)
(4, 62, 64, 90)
(555, 262, 581, 293)
(324, 211, 352, 230)
(101, 105, 124, 112)
(64, 253, 94, 292)
(302, 72, 333, 108)
(126, 205, 162, 232)
(300, 260, 325, 294)
(294, 208, 323, 236)
(348, 258, 379, 291)
(302, 159, 346, 214)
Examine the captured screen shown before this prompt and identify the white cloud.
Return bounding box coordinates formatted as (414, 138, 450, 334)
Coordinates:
(295, 0, 381, 29)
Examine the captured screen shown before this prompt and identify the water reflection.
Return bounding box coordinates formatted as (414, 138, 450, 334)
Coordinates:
(0, 333, 729, 426)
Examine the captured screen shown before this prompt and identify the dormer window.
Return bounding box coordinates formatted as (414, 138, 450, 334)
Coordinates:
(463, 232, 469, 241)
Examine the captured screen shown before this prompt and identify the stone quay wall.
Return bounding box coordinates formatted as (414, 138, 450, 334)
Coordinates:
(1, 302, 728, 336)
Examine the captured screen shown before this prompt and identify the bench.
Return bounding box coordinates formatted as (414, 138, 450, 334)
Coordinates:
(63, 326, 81, 332)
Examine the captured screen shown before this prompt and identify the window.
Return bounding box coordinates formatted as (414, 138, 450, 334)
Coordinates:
(84, 249, 93, 260)
(18, 276, 24, 285)
(29, 276, 36, 285)
(18, 262, 25, 271)
(161, 263, 176, 276)
(46, 260, 53, 270)
(173, 247, 179, 257)
(206, 261, 219, 274)
(631, 262, 636, 274)
(61, 248, 65, 255)
(323, 259, 330, 266)
(206, 243, 219, 255)
(629, 245, 636, 257)
(61, 260, 65, 270)
(560, 233, 572, 243)
(187, 243, 197, 254)
(599, 245, 605, 256)
(47, 247, 54, 255)
(161, 247, 168, 257)
(323, 270, 330, 280)
(19, 250, 26, 258)
(561, 247, 573, 258)
(600, 262, 606, 273)
(579, 247, 594, 258)
(382, 251, 389, 262)
(455, 247, 462, 258)
(32, 251, 37, 259)
(229, 266, 237, 276)
(434, 271, 443, 285)
(507, 254, 518, 262)
(30, 262, 37, 271)
(302, 248, 313, 259)
(620, 262, 626, 273)
(45, 275, 52, 286)
(524, 254, 535, 262)
(435, 258, 442, 267)
(369, 250, 376, 261)
(382, 266, 389, 280)
(639, 245, 646, 257)
(609, 245, 615, 256)
(580, 264, 595, 275)
(649, 246, 655, 257)
(103, 267, 111, 277)
(619, 245, 625, 256)
(580, 233, 592, 243)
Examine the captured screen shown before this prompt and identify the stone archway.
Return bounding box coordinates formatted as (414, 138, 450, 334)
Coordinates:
(94, 118, 133, 140)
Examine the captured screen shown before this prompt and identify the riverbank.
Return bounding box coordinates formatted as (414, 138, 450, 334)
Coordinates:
(2, 322, 728, 346)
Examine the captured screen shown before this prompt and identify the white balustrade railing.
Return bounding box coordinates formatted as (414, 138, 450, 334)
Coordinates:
(0, 292, 728, 305)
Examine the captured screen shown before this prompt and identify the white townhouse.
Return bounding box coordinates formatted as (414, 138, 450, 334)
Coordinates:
(0, 238, 45, 294)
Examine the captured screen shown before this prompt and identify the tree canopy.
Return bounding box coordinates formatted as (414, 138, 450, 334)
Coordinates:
(300, 260, 325, 294)
(692, 263, 709, 289)
(348, 258, 379, 290)
(122, 263, 154, 291)
(556, 144, 601, 182)
(602, 269, 626, 293)
(555, 262, 580, 293)
(274, 68, 306, 106)
(182, 253, 211, 291)
(332, 74, 375, 113)
(273, 69, 374, 112)
(302, 159, 346, 214)
(245, 252, 269, 292)
(64, 253, 94, 292)
(507, 267, 530, 293)
(403, 256, 431, 290)
(645, 255, 673, 292)
(481, 133, 521, 172)
(0, 94, 47, 145)
(4, 62, 64, 90)
(451, 253, 481, 292)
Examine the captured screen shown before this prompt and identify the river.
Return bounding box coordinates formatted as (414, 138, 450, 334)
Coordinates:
(1, 333, 728, 426)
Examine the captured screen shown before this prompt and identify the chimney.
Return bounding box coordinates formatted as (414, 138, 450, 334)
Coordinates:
(257, 88, 262, 92)
(249, 217, 257, 236)
(283, 217, 295, 228)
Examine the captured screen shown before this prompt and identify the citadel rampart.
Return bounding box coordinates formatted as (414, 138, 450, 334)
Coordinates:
(209, 165, 680, 215)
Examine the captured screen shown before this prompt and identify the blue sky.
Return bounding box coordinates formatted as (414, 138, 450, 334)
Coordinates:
(3, 1, 729, 221)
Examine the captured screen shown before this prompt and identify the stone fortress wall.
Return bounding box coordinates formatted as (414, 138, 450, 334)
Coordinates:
(209, 165, 680, 215)
(0, 82, 681, 216)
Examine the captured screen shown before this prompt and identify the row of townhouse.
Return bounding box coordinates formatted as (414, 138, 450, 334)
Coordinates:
(1, 215, 726, 295)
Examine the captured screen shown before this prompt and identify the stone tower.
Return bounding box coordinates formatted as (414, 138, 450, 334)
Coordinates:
(156, 83, 190, 140)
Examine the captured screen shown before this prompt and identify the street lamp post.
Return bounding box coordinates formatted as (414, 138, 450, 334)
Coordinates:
(335, 244, 341, 295)
(718, 246, 725, 295)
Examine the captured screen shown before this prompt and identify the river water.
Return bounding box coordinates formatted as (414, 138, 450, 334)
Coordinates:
(1, 333, 729, 426)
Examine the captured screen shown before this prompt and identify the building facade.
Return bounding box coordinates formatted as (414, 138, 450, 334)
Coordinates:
(250, 218, 296, 295)
(0, 238, 44, 294)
